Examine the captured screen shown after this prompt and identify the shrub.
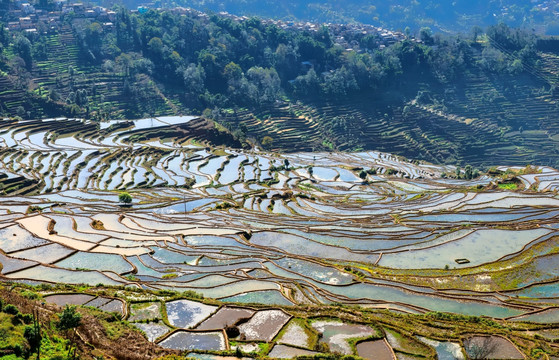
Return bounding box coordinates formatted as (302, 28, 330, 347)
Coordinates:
(3, 304, 19, 315)
(57, 305, 82, 331)
(91, 219, 105, 230)
(26, 206, 42, 214)
(23, 325, 41, 352)
(225, 325, 240, 338)
(118, 192, 132, 204)
(21, 291, 39, 300)
(21, 314, 33, 325)
(13, 344, 23, 357)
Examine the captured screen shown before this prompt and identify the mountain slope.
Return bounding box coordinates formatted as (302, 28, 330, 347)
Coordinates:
(2, 9, 559, 167)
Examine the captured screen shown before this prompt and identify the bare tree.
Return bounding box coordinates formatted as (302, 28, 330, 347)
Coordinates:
(464, 336, 498, 359)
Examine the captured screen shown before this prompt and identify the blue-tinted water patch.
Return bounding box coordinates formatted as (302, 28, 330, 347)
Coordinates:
(159, 331, 226, 351)
(56, 252, 133, 274)
(0, 225, 49, 252)
(155, 198, 218, 214)
(219, 156, 244, 184)
(512, 282, 559, 298)
(320, 282, 524, 318)
(199, 157, 224, 176)
(250, 231, 378, 264)
(406, 211, 535, 223)
(274, 257, 353, 285)
(510, 308, 559, 323)
(127, 256, 166, 277)
(133, 322, 170, 342)
(11, 243, 74, 264)
(165, 299, 218, 328)
(417, 337, 465, 360)
(150, 248, 199, 265)
(7, 265, 123, 286)
(0, 253, 37, 274)
(221, 290, 294, 306)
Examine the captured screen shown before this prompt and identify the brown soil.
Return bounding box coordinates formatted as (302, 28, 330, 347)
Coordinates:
(175, 117, 245, 149)
(356, 339, 396, 360)
(47, 219, 57, 235)
(119, 117, 245, 149)
(0, 287, 178, 360)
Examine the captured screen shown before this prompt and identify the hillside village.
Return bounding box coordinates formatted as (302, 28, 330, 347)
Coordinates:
(3, 0, 410, 51)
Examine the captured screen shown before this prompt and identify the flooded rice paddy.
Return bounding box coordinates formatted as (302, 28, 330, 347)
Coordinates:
(5, 116, 559, 358)
(1, 116, 559, 322)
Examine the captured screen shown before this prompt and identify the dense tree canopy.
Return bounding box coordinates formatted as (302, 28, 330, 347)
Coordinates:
(60, 9, 541, 110)
(0, 4, 544, 116)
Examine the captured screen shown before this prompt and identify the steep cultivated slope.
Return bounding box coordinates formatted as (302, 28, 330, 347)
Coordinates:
(3, 22, 559, 167)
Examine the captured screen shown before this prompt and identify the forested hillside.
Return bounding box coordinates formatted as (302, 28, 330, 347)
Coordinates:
(1, 5, 559, 167)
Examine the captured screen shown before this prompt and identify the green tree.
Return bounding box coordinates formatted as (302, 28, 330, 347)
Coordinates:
(147, 37, 164, 59)
(115, 53, 133, 77)
(57, 305, 82, 332)
(84, 22, 103, 60)
(464, 165, 473, 180)
(322, 66, 359, 97)
(292, 69, 320, 97)
(75, 89, 88, 106)
(0, 23, 8, 47)
(183, 63, 206, 94)
(419, 27, 434, 45)
(471, 25, 483, 42)
(261, 136, 273, 149)
(118, 192, 132, 204)
(24, 325, 41, 353)
(3, 304, 18, 315)
(245, 66, 281, 105)
(223, 61, 245, 100)
(57, 305, 81, 358)
(223, 61, 243, 81)
(455, 166, 461, 178)
(24, 309, 41, 357)
(14, 36, 32, 69)
(49, 89, 60, 101)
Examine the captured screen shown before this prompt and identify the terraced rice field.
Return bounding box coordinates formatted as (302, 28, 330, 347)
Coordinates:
(1, 115, 559, 323)
(38, 285, 540, 358)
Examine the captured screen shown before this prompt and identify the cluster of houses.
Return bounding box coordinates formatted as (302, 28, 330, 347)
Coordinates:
(4, 1, 116, 34)
(165, 7, 411, 51)
(3, 1, 410, 51)
(206, 9, 410, 50)
(263, 18, 410, 51)
(524, 0, 557, 13)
